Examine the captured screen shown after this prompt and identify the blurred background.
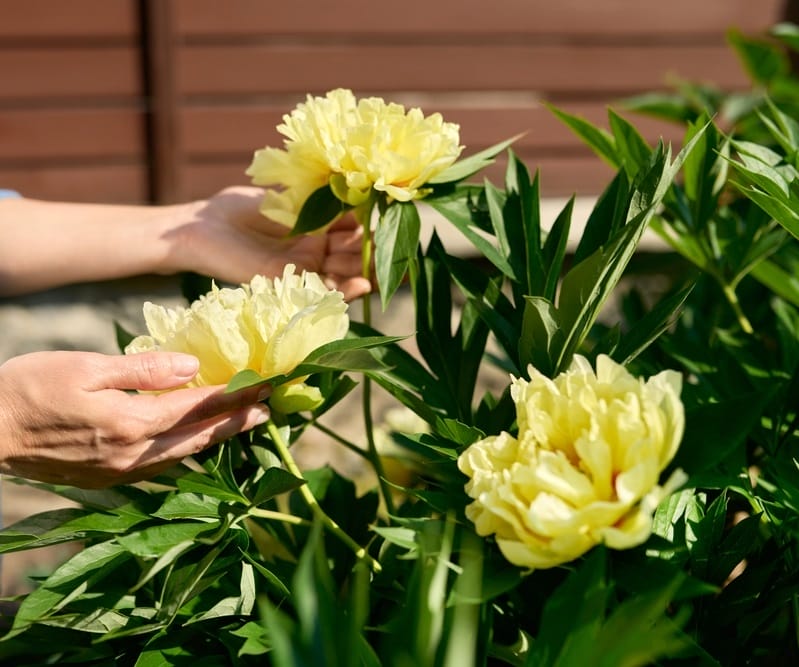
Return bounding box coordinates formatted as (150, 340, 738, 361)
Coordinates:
(0, 0, 792, 594)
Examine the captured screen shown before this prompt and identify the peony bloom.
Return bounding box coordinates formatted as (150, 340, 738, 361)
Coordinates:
(246, 88, 462, 227)
(125, 265, 349, 407)
(457, 355, 685, 570)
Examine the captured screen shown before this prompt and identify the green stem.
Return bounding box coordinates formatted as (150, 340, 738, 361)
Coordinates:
(248, 507, 311, 526)
(354, 201, 397, 517)
(312, 420, 372, 462)
(265, 420, 381, 572)
(722, 283, 754, 335)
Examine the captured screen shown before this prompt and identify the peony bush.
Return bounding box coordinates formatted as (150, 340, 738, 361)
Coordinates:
(4, 23, 799, 665)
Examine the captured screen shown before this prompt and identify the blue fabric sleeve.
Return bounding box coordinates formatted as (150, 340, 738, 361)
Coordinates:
(0, 189, 21, 199)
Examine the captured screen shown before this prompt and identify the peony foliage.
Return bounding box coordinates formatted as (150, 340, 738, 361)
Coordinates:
(5, 25, 799, 664)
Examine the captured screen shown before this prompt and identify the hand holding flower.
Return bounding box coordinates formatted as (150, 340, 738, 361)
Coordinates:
(170, 185, 372, 301)
(0, 350, 270, 488)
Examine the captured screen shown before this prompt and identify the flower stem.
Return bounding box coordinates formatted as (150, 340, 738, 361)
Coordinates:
(722, 283, 754, 335)
(312, 420, 372, 462)
(355, 202, 397, 517)
(247, 507, 311, 526)
(265, 420, 381, 572)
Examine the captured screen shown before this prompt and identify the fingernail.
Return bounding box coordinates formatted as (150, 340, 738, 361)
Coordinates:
(257, 385, 271, 402)
(253, 405, 270, 425)
(172, 354, 200, 379)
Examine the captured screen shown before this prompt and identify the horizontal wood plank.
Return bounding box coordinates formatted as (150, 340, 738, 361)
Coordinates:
(0, 109, 144, 160)
(0, 48, 141, 100)
(0, 0, 138, 39)
(180, 102, 684, 157)
(177, 44, 752, 97)
(176, 0, 785, 37)
(0, 164, 148, 203)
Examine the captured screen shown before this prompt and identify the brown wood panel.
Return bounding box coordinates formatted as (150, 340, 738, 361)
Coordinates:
(0, 0, 138, 39)
(180, 102, 684, 158)
(176, 0, 785, 37)
(177, 44, 751, 98)
(0, 164, 148, 203)
(0, 109, 144, 160)
(180, 153, 617, 201)
(0, 48, 141, 100)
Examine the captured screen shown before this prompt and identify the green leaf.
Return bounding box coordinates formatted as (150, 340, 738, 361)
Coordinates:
(152, 492, 221, 520)
(225, 335, 401, 394)
(541, 197, 574, 302)
(0, 506, 149, 554)
(185, 562, 256, 624)
(593, 578, 692, 667)
(429, 135, 521, 184)
(485, 179, 514, 277)
(519, 296, 563, 377)
(613, 282, 695, 365)
(114, 320, 136, 352)
(117, 521, 222, 558)
(728, 27, 789, 84)
(375, 200, 421, 309)
(226, 369, 269, 394)
(548, 104, 620, 169)
(609, 108, 653, 179)
(573, 170, 630, 265)
(427, 191, 516, 277)
(623, 92, 700, 125)
(250, 466, 306, 505)
(672, 389, 777, 476)
(772, 21, 799, 53)
(291, 184, 348, 235)
(526, 548, 609, 667)
(556, 218, 650, 373)
(9, 541, 131, 637)
(508, 160, 545, 295)
(177, 471, 247, 504)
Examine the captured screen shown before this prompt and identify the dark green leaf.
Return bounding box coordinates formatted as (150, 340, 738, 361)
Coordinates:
(291, 185, 348, 235)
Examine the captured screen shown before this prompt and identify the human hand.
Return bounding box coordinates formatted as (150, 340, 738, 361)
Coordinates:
(0, 351, 271, 488)
(171, 186, 372, 301)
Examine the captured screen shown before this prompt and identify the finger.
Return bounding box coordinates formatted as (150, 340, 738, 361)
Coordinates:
(121, 381, 271, 437)
(123, 404, 272, 477)
(326, 229, 364, 253)
(88, 352, 200, 392)
(325, 275, 373, 301)
(327, 215, 361, 232)
(323, 254, 365, 278)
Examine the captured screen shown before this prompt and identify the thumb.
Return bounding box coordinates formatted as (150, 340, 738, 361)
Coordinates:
(97, 352, 200, 392)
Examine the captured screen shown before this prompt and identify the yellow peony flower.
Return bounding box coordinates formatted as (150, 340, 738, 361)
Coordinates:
(457, 354, 685, 570)
(245, 88, 462, 227)
(124, 265, 349, 401)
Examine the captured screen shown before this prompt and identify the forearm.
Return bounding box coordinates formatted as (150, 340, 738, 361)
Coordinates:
(0, 197, 199, 297)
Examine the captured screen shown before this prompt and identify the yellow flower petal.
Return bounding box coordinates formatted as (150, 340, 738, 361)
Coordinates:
(457, 354, 685, 570)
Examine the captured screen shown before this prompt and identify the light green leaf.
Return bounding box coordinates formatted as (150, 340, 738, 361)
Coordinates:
(548, 104, 620, 168)
(428, 135, 521, 184)
(152, 492, 221, 520)
(117, 521, 221, 558)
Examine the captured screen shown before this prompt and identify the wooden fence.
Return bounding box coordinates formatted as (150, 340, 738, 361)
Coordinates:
(0, 0, 790, 204)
